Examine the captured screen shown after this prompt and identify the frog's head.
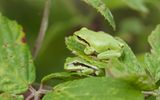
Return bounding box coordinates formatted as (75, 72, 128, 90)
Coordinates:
(64, 57, 100, 75)
(73, 28, 97, 55)
(73, 27, 91, 47)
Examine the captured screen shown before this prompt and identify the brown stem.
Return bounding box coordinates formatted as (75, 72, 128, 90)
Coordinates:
(32, 0, 51, 59)
(34, 94, 40, 100)
(25, 84, 51, 100)
(25, 94, 34, 100)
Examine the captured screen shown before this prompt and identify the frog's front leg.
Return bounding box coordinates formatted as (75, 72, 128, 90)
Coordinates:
(97, 50, 122, 60)
(81, 68, 95, 75)
(80, 68, 100, 76)
(84, 46, 95, 55)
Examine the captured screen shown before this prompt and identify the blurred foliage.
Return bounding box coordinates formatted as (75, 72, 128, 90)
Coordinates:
(0, 0, 160, 82)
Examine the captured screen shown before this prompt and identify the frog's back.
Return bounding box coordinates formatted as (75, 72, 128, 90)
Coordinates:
(75, 27, 117, 52)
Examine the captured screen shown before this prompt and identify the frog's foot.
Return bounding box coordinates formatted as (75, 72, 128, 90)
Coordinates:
(76, 70, 93, 77)
(97, 50, 121, 60)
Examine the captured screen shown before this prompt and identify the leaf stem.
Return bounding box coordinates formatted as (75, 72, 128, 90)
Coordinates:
(32, 0, 51, 59)
(25, 84, 51, 100)
(142, 91, 158, 96)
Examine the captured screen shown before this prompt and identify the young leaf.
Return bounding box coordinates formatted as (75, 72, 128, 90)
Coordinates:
(122, 0, 148, 13)
(0, 93, 24, 100)
(0, 13, 35, 94)
(145, 25, 160, 83)
(116, 38, 145, 74)
(148, 25, 160, 54)
(107, 38, 155, 90)
(43, 77, 144, 100)
(82, 0, 116, 30)
(145, 54, 160, 83)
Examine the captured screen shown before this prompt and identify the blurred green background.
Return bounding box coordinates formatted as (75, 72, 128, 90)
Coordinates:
(0, 0, 160, 81)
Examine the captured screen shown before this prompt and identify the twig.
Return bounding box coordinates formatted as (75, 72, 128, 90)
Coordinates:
(32, 0, 51, 59)
(142, 91, 158, 96)
(25, 85, 36, 100)
(25, 93, 34, 100)
(25, 84, 51, 100)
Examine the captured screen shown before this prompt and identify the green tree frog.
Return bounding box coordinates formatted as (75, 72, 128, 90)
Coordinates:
(73, 27, 124, 60)
(64, 57, 102, 76)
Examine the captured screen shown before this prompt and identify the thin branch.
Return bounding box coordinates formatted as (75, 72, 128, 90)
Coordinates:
(26, 93, 34, 100)
(32, 0, 51, 59)
(25, 85, 51, 100)
(25, 86, 36, 100)
(142, 91, 157, 96)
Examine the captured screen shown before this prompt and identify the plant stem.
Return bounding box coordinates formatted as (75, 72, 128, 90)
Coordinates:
(32, 0, 51, 59)
(25, 84, 51, 100)
(25, 86, 36, 100)
(142, 91, 157, 96)
(25, 94, 34, 100)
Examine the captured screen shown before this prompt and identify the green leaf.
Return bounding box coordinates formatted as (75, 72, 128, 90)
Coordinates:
(0, 13, 35, 94)
(148, 25, 160, 54)
(41, 72, 86, 84)
(145, 54, 160, 83)
(107, 38, 155, 90)
(43, 77, 144, 100)
(145, 95, 156, 100)
(122, 0, 148, 13)
(0, 93, 24, 100)
(82, 0, 116, 30)
(145, 25, 160, 83)
(117, 38, 145, 74)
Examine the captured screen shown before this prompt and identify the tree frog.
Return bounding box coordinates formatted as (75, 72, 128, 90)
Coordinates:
(73, 27, 124, 60)
(64, 57, 102, 76)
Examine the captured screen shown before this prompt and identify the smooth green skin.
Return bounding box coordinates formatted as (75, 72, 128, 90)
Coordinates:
(74, 27, 124, 60)
(64, 57, 101, 76)
(65, 36, 109, 69)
